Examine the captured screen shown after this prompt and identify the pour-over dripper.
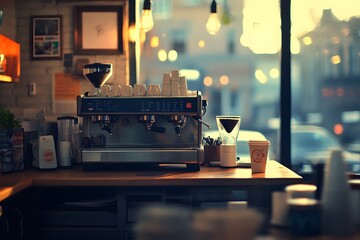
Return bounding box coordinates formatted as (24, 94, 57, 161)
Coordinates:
(216, 116, 241, 145)
(83, 63, 113, 96)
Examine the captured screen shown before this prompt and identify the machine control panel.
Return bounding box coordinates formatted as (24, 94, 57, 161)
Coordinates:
(77, 96, 202, 115)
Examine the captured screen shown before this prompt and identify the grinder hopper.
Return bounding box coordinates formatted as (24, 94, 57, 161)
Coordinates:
(83, 63, 113, 96)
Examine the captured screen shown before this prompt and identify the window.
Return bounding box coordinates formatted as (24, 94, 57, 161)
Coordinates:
(171, 29, 186, 55)
(227, 30, 235, 54)
(138, 0, 360, 175)
(292, 1, 360, 175)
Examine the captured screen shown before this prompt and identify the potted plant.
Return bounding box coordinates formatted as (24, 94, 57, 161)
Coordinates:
(0, 107, 24, 173)
(0, 107, 21, 129)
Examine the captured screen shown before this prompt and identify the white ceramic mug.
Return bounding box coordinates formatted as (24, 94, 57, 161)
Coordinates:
(220, 144, 237, 167)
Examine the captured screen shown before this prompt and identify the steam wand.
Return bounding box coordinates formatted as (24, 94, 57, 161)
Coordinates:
(195, 118, 210, 129)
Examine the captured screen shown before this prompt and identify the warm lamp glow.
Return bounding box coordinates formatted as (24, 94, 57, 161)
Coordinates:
(269, 68, 279, 78)
(331, 55, 341, 64)
(168, 50, 178, 62)
(141, 10, 153, 32)
(219, 75, 229, 85)
(204, 76, 213, 86)
(255, 69, 268, 84)
(206, 0, 221, 35)
(150, 36, 159, 48)
(303, 36, 312, 45)
(128, 24, 137, 43)
(0, 34, 20, 82)
(141, 0, 153, 33)
(206, 14, 221, 35)
(158, 49, 167, 62)
(198, 40, 205, 48)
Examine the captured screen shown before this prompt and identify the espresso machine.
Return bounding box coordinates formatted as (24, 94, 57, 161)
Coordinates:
(77, 63, 208, 171)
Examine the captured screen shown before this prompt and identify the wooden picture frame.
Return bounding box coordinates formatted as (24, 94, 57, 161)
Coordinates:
(74, 5, 124, 55)
(30, 15, 62, 60)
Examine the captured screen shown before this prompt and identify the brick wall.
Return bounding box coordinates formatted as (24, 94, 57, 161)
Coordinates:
(0, 0, 128, 119)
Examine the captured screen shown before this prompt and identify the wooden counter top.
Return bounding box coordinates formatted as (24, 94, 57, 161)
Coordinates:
(1, 160, 301, 201)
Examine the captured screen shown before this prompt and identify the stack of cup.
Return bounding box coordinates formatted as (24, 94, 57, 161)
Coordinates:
(179, 76, 188, 96)
(162, 73, 171, 96)
(122, 85, 133, 96)
(57, 116, 74, 167)
(170, 70, 180, 96)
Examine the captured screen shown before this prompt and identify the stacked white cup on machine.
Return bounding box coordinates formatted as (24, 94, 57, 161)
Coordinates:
(100, 69, 190, 97)
(161, 69, 189, 97)
(113, 85, 122, 97)
(179, 76, 188, 96)
(162, 73, 171, 96)
(170, 70, 180, 96)
(122, 85, 133, 96)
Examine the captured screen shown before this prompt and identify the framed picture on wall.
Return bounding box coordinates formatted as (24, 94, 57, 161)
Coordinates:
(30, 15, 62, 60)
(74, 5, 124, 55)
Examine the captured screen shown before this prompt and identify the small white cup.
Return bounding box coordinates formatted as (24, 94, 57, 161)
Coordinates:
(220, 144, 237, 167)
(134, 84, 147, 96)
(122, 85, 133, 96)
(100, 85, 112, 97)
(113, 85, 122, 96)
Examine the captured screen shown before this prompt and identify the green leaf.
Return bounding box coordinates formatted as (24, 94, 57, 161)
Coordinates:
(0, 107, 21, 129)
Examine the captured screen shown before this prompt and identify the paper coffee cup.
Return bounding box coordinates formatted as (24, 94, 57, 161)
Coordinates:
(248, 140, 270, 173)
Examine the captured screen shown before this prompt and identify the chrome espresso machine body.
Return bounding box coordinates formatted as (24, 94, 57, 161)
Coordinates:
(77, 93, 207, 171)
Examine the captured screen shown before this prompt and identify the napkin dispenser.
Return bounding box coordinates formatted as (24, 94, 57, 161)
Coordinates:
(32, 135, 57, 169)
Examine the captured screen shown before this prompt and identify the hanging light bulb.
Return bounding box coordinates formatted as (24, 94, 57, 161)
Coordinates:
(206, 0, 221, 35)
(141, 0, 154, 33)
